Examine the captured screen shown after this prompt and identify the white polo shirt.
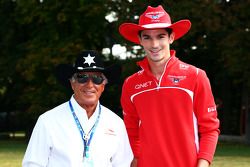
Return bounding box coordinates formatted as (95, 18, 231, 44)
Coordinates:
(22, 96, 133, 167)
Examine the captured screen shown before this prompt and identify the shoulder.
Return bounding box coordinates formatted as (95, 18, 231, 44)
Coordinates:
(124, 69, 144, 83)
(39, 101, 69, 122)
(100, 105, 124, 126)
(176, 59, 199, 72)
(101, 105, 122, 120)
(171, 58, 207, 78)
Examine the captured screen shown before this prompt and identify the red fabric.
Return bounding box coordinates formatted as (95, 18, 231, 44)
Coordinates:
(119, 5, 191, 44)
(121, 50, 220, 167)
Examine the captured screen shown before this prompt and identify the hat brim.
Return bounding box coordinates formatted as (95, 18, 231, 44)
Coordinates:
(54, 63, 121, 89)
(119, 19, 191, 44)
(54, 64, 75, 88)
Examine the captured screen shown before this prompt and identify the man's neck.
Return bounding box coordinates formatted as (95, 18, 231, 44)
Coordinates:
(148, 57, 170, 80)
(73, 95, 98, 119)
(82, 105, 96, 119)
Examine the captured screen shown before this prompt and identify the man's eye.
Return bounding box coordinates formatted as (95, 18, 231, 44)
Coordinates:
(142, 36, 150, 40)
(77, 74, 88, 78)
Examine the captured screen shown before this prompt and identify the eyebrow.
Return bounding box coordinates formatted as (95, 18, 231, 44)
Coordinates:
(141, 32, 168, 37)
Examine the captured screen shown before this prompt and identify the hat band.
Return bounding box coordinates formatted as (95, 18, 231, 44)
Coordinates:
(77, 67, 104, 71)
(141, 23, 171, 29)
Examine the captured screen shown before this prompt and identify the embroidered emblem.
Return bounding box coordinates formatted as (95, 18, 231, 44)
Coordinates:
(168, 75, 186, 85)
(145, 11, 165, 20)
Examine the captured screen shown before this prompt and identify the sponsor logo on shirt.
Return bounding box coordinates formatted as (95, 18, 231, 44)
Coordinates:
(137, 70, 144, 75)
(135, 81, 153, 89)
(167, 75, 186, 85)
(208, 106, 217, 112)
(179, 63, 190, 70)
(105, 129, 116, 136)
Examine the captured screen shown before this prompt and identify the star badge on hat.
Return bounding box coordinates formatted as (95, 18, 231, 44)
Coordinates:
(83, 54, 95, 66)
(75, 51, 104, 71)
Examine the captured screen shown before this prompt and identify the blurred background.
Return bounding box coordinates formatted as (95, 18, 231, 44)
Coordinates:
(0, 0, 249, 144)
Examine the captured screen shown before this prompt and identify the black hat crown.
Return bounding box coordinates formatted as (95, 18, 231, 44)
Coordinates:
(55, 50, 121, 88)
(74, 50, 105, 72)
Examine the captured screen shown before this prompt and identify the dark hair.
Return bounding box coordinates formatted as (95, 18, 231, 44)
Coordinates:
(165, 28, 173, 35)
(138, 28, 173, 38)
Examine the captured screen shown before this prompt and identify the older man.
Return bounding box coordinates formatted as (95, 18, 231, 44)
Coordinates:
(22, 50, 133, 167)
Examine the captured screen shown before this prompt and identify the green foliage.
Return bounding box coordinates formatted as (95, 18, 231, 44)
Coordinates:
(0, 0, 114, 134)
(0, 0, 249, 136)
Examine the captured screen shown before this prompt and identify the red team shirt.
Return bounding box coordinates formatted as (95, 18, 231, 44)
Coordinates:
(121, 50, 220, 167)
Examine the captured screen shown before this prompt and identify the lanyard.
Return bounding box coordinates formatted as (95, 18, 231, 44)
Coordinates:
(69, 100, 101, 159)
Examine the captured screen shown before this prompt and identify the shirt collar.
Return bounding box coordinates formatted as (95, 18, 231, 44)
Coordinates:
(70, 95, 100, 129)
(137, 50, 177, 73)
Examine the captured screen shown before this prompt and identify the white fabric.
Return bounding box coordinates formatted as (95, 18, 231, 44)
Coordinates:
(142, 23, 171, 28)
(22, 96, 133, 167)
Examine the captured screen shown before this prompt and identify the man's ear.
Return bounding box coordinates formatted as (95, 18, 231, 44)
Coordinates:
(138, 34, 142, 44)
(169, 32, 175, 44)
(70, 79, 74, 91)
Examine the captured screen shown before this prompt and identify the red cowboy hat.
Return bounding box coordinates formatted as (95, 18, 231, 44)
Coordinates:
(119, 5, 191, 44)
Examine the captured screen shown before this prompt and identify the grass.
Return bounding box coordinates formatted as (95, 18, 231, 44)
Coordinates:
(211, 142, 250, 167)
(0, 140, 250, 167)
(0, 140, 26, 167)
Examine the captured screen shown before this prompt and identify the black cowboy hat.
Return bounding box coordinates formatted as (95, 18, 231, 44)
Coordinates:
(55, 50, 121, 88)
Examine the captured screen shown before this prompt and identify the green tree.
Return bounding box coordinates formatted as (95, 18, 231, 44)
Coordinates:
(0, 0, 119, 137)
(0, 0, 249, 142)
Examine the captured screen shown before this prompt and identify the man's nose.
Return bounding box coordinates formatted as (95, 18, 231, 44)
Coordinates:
(151, 39, 159, 48)
(85, 79, 95, 87)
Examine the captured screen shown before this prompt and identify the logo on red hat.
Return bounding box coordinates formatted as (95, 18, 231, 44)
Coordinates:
(145, 11, 165, 20)
(145, 12, 165, 23)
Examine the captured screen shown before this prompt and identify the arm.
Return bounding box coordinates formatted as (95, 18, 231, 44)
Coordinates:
(193, 69, 220, 164)
(130, 158, 138, 167)
(112, 120, 134, 167)
(197, 159, 210, 167)
(22, 116, 52, 167)
(121, 79, 140, 159)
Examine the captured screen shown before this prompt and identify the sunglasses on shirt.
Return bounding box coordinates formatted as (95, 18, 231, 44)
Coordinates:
(74, 73, 105, 85)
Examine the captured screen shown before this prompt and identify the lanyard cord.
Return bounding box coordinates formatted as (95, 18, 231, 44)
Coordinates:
(69, 100, 101, 158)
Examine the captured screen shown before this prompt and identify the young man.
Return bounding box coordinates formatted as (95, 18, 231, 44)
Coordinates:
(119, 5, 220, 167)
(22, 50, 133, 167)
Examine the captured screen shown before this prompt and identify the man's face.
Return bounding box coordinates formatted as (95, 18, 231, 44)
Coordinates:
(70, 72, 105, 108)
(139, 28, 174, 63)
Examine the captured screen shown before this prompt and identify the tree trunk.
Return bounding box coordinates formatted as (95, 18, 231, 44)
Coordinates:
(242, 84, 250, 144)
